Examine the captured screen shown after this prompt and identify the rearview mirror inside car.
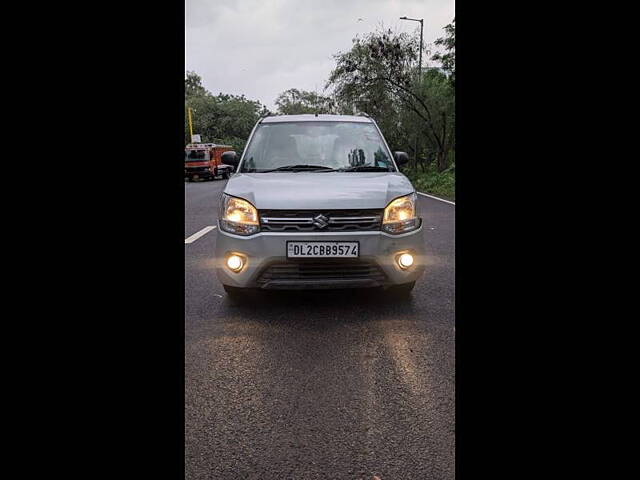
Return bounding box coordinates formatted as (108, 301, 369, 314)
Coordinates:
(221, 151, 239, 166)
(393, 151, 409, 166)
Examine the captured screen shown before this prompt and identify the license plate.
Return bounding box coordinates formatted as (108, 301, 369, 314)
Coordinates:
(287, 241, 359, 258)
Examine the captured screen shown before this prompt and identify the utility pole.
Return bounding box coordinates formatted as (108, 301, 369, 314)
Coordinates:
(188, 107, 194, 140)
(400, 16, 424, 172)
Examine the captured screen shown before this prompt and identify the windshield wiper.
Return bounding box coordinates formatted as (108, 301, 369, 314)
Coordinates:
(260, 164, 338, 172)
(340, 165, 391, 172)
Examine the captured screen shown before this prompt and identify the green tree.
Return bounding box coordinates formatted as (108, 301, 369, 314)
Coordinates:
(184, 72, 268, 152)
(185, 71, 208, 98)
(275, 88, 335, 115)
(432, 19, 455, 87)
(327, 26, 454, 172)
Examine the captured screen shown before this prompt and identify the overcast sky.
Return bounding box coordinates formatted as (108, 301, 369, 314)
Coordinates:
(186, 0, 455, 110)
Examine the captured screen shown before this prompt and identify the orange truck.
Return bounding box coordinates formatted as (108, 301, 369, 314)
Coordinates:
(184, 143, 235, 181)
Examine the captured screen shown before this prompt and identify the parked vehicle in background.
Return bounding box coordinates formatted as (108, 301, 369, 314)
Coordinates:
(185, 143, 234, 181)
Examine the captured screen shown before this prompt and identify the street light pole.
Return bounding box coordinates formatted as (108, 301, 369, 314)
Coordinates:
(419, 19, 423, 82)
(400, 16, 424, 78)
(400, 16, 424, 172)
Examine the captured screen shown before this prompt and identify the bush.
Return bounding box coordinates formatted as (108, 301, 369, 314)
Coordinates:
(402, 163, 455, 200)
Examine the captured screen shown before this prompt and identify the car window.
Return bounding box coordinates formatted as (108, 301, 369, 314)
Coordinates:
(240, 121, 394, 172)
(186, 150, 209, 161)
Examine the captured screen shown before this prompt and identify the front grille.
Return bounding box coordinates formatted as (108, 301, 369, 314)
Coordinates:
(260, 209, 383, 232)
(256, 260, 387, 289)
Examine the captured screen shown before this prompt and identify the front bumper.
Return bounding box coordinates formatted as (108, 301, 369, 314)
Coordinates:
(185, 167, 212, 177)
(214, 222, 426, 289)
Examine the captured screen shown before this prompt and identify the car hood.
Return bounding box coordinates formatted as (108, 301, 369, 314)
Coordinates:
(224, 172, 415, 210)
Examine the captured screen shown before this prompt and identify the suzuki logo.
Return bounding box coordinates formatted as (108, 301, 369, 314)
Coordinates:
(313, 214, 329, 229)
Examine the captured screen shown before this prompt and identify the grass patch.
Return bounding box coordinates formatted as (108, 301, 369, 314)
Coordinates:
(402, 163, 455, 201)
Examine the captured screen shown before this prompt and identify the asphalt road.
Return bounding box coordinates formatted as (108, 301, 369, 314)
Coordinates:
(185, 178, 455, 480)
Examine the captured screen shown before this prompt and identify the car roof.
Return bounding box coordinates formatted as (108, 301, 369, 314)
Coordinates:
(261, 114, 373, 124)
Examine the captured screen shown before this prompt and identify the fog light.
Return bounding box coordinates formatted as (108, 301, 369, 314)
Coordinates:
(397, 253, 414, 269)
(226, 254, 245, 272)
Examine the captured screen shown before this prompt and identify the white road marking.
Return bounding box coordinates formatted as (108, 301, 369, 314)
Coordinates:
(184, 225, 217, 244)
(417, 191, 456, 205)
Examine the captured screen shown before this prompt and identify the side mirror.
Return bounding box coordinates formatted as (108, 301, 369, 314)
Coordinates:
(221, 151, 239, 166)
(394, 151, 409, 166)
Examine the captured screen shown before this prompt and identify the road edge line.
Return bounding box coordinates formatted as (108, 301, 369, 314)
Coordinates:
(417, 191, 455, 206)
(185, 225, 217, 244)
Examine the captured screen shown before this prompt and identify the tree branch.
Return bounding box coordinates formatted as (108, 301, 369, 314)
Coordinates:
(362, 75, 446, 149)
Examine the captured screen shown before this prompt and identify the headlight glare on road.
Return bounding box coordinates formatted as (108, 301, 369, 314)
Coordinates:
(226, 253, 246, 272)
(220, 194, 259, 235)
(383, 193, 419, 234)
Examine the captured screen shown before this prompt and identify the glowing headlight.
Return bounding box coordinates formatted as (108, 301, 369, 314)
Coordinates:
(383, 193, 420, 234)
(220, 194, 259, 236)
(226, 254, 246, 272)
(397, 252, 414, 269)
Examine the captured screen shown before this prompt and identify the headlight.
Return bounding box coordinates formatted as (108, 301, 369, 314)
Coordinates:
(220, 194, 259, 235)
(383, 193, 420, 234)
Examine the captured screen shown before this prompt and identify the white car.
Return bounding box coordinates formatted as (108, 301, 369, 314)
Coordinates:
(215, 114, 426, 298)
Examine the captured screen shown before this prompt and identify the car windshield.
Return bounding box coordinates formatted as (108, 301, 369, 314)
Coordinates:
(186, 150, 209, 161)
(240, 121, 395, 172)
